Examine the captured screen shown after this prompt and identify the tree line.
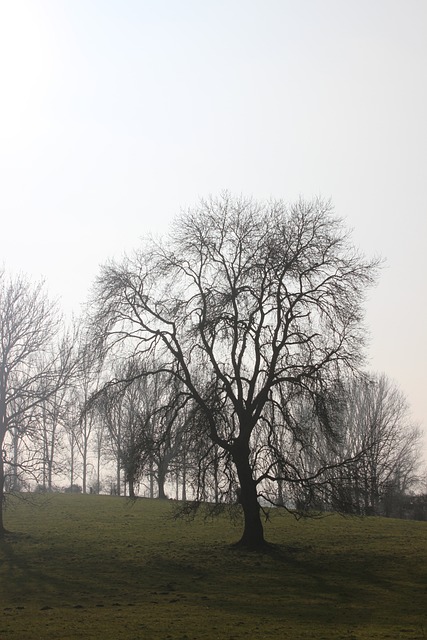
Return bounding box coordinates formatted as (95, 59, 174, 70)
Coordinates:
(1, 195, 425, 546)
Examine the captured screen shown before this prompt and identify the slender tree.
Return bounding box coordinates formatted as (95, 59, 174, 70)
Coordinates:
(38, 388, 68, 491)
(328, 374, 422, 515)
(0, 271, 74, 534)
(92, 194, 380, 547)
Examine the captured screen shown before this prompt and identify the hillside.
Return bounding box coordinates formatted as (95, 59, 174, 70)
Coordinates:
(0, 493, 426, 639)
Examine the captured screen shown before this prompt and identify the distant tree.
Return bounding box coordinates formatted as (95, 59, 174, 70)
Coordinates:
(91, 415, 107, 494)
(0, 271, 74, 534)
(328, 374, 423, 516)
(95, 379, 125, 496)
(139, 373, 190, 500)
(171, 419, 194, 501)
(37, 387, 68, 492)
(63, 409, 80, 491)
(184, 381, 238, 506)
(67, 337, 104, 494)
(92, 194, 380, 547)
(112, 368, 149, 499)
(93, 358, 191, 499)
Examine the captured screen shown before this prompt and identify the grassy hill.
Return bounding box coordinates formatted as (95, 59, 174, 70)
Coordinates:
(0, 493, 426, 639)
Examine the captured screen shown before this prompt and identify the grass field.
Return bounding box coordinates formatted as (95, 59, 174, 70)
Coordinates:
(0, 493, 426, 639)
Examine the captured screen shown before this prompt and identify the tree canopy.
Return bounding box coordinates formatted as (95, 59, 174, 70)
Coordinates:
(93, 194, 381, 547)
(0, 271, 75, 534)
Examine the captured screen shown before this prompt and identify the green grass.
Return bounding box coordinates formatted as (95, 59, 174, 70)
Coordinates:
(1, 494, 426, 639)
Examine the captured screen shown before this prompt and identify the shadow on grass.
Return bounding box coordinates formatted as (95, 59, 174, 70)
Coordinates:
(1, 525, 425, 631)
(0, 532, 109, 606)
(162, 540, 426, 628)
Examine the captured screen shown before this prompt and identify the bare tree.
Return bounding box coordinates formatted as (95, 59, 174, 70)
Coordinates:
(91, 416, 107, 494)
(63, 408, 81, 491)
(95, 380, 124, 496)
(0, 271, 74, 534)
(37, 386, 69, 491)
(68, 339, 104, 494)
(93, 358, 190, 499)
(327, 374, 423, 516)
(140, 373, 191, 500)
(112, 370, 148, 499)
(91, 194, 380, 547)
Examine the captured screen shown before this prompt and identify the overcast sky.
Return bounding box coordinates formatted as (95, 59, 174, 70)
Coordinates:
(1, 0, 426, 456)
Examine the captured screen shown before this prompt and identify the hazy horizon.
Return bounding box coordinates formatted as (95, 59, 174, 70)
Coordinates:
(1, 0, 426, 458)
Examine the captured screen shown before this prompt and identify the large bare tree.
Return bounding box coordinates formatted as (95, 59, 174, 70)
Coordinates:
(92, 194, 380, 547)
(0, 271, 74, 534)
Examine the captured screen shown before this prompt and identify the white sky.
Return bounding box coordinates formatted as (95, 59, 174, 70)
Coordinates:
(1, 0, 426, 457)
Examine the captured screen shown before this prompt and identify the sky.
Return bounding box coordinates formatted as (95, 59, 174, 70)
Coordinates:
(0, 0, 426, 457)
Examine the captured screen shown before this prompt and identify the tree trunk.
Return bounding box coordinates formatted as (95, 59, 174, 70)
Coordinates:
(82, 436, 88, 494)
(181, 461, 187, 502)
(116, 460, 121, 496)
(11, 427, 19, 491)
(158, 464, 167, 499)
(277, 476, 285, 507)
(149, 460, 154, 499)
(70, 435, 75, 487)
(96, 447, 101, 494)
(233, 444, 266, 549)
(47, 429, 56, 491)
(0, 455, 6, 535)
(213, 448, 219, 504)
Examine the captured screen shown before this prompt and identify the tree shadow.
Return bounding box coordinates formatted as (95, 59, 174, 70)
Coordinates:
(0, 532, 96, 605)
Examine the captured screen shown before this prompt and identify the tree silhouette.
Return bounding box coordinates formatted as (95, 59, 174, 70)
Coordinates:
(92, 194, 380, 547)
